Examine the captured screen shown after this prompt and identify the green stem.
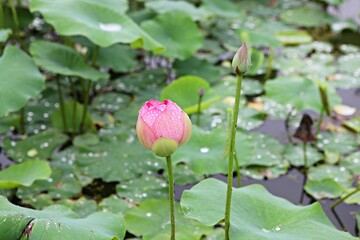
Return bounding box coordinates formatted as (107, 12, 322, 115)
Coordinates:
(0, 2, 4, 29)
(19, 107, 25, 134)
(80, 79, 92, 133)
(166, 155, 175, 240)
(331, 187, 360, 209)
(196, 95, 203, 126)
(264, 47, 274, 81)
(70, 78, 77, 137)
(56, 78, 68, 132)
(224, 74, 243, 240)
(303, 142, 308, 172)
(7, 0, 20, 42)
(316, 106, 324, 138)
(91, 45, 99, 67)
(234, 151, 241, 188)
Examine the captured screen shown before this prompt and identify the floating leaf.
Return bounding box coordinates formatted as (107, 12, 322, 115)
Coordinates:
(116, 175, 168, 203)
(316, 132, 359, 154)
(125, 199, 212, 240)
(57, 197, 98, 218)
(0, 196, 125, 240)
(304, 179, 344, 199)
(338, 54, 360, 76)
(145, 0, 209, 20)
(265, 77, 341, 113)
(29, 0, 162, 50)
(283, 144, 323, 167)
(30, 41, 109, 81)
(0, 29, 12, 42)
(275, 30, 313, 45)
(0, 46, 45, 117)
(340, 151, 360, 176)
(202, 0, 244, 18)
(308, 165, 353, 189)
(0, 160, 51, 190)
(160, 76, 218, 114)
(99, 195, 134, 216)
(280, 5, 334, 27)
(181, 178, 356, 239)
(141, 12, 203, 60)
(96, 44, 137, 73)
(3, 129, 69, 162)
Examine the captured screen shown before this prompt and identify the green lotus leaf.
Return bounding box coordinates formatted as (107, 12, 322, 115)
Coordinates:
(0, 160, 51, 190)
(0, 46, 45, 117)
(29, 0, 163, 50)
(0, 196, 125, 240)
(30, 40, 109, 81)
(181, 178, 356, 239)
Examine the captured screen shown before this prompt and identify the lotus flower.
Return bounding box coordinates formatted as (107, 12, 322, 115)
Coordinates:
(136, 99, 192, 157)
(232, 43, 252, 75)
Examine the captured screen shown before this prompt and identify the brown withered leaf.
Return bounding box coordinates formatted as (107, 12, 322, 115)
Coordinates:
(293, 114, 316, 142)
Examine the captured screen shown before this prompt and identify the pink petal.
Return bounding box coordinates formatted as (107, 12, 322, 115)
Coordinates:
(153, 108, 184, 143)
(179, 113, 192, 145)
(136, 117, 158, 149)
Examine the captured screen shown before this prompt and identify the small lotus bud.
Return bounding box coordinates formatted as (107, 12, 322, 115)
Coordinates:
(136, 99, 192, 157)
(232, 43, 252, 75)
(198, 88, 205, 97)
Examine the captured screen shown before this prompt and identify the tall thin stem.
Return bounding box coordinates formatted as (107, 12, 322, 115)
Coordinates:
(80, 79, 92, 133)
(264, 47, 274, 81)
(196, 94, 203, 126)
(7, 0, 20, 43)
(300, 142, 308, 204)
(56, 78, 67, 132)
(0, 2, 4, 29)
(331, 187, 360, 209)
(224, 73, 243, 240)
(91, 45, 99, 67)
(19, 107, 25, 134)
(70, 78, 77, 136)
(166, 155, 175, 240)
(234, 151, 241, 188)
(316, 106, 324, 137)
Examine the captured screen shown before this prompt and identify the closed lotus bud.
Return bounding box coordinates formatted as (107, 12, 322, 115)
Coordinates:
(136, 99, 192, 157)
(232, 43, 252, 75)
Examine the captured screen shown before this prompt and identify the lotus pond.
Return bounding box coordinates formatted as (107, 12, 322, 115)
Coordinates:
(0, 0, 360, 239)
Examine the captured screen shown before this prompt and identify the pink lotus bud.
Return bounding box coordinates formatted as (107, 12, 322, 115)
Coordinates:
(136, 99, 192, 157)
(232, 43, 252, 75)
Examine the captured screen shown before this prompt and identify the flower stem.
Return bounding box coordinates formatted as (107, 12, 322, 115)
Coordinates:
(316, 106, 324, 138)
(80, 79, 92, 133)
(19, 107, 25, 134)
(331, 187, 360, 209)
(234, 151, 241, 188)
(7, 0, 21, 45)
(56, 77, 68, 133)
(166, 155, 175, 240)
(196, 94, 203, 126)
(225, 73, 243, 240)
(264, 47, 274, 81)
(300, 142, 308, 204)
(0, 2, 4, 29)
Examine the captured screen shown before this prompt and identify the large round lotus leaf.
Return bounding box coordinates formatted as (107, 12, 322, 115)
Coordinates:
(275, 30, 313, 45)
(160, 75, 218, 114)
(180, 178, 356, 240)
(308, 165, 353, 189)
(173, 57, 221, 84)
(304, 179, 345, 199)
(145, 0, 209, 20)
(29, 0, 163, 50)
(283, 144, 323, 167)
(338, 54, 360, 76)
(57, 197, 98, 218)
(280, 5, 334, 27)
(74, 136, 161, 182)
(236, 29, 281, 48)
(0, 29, 12, 42)
(236, 131, 284, 167)
(0, 160, 51, 190)
(0, 46, 45, 117)
(202, 0, 244, 18)
(340, 151, 360, 175)
(124, 199, 212, 240)
(141, 12, 203, 60)
(96, 44, 137, 73)
(0, 196, 125, 240)
(265, 77, 341, 113)
(116, 174, 168, 203)
(172, 126, 227, 175)
(99, 195, 134, 216)
(2, 129, 69, 162)
(316, 132, 359, 154)
(30, 41, 109, 81)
